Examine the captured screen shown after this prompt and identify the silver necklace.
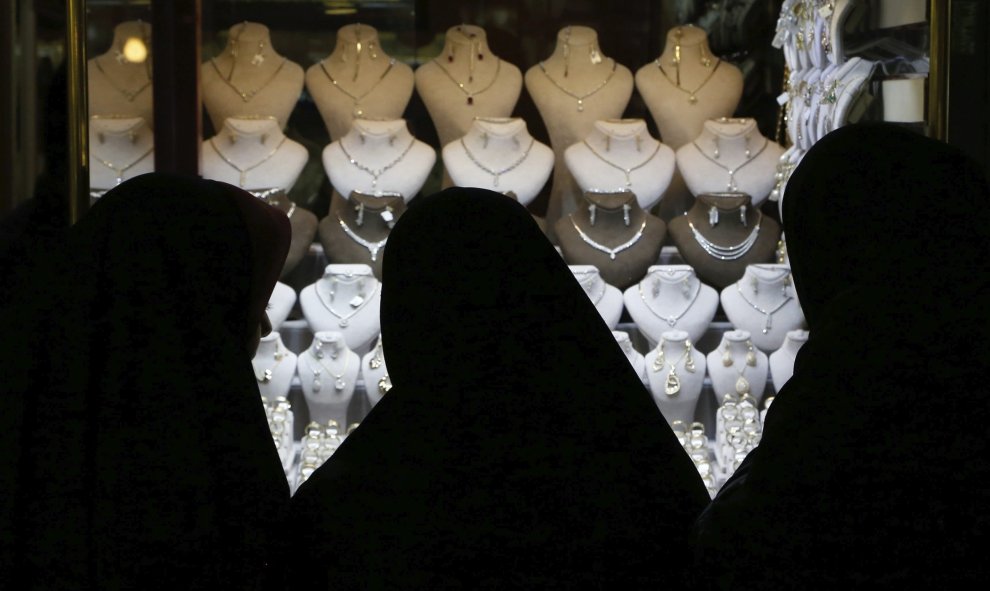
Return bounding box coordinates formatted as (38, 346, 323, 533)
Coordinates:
(338, 134, 416, 189)
(307, 347, 351, 392)
(574, 270, 607, 304)
(94, 57, 151, 102)
(687, 211, 762, 260)
(337, 215, 388, 262)
(734, 282, 794, 334)
(459, 136, 535, 188)
(569, 216, 647, 261)
(209, 136, 288, 188)
(431, 57, 502, 106)
(538, 60, 617, 112)
(209, 56, 288, 103)
(691, 138, 769, 191)
(638, 280, 700, 327)
(315, 276, 379, 327)
(319, 58, 396, 117)
(248, 188, 297, 218)
(582, 138, 662, 187)
(92, 146, 154, 185)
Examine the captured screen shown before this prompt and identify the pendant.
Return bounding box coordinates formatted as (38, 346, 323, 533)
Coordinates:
(353, 105, 363, 118)
(689, 94, 698, 104)
(735, 375, 750, 395)
(577, 99, 584, 112)
(664, 370, 681, 397)
(370, 357, 382, 370)
(339, 318, 349, 328)
(467, 96, 474, 105)
(312, 370, 322, 392)
(493, 174, 500, 187)
(260, 369, 272, 384)
(763, 314, 773, 334)
(239, 171, 247, 187)
(378, 374, 392, 395)
(665, 317, 677, 326)
(335, 377, 346, 391)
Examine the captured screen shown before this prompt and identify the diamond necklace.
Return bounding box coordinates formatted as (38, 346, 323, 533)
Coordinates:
(569, 216, 647, 261)
(734, 282, 793, 334)
(209, 136, 288, 188)
(691, 138, 769, 191)
(655, 59, 721, 104)
(687, 211, 762, 260)
(316, 275, 379, 328)
(338, 134, 416, 189)
(319, 58, 396, 118)
(337, 216, 388, 262)
(94, 57, 151, 102)
(431, 57, 501, 105)
(582, 138, 662, 187)
(306, 347, 351, 392)
(459, 136, 535, 188)
(209, 56, 288, 103)
(638, 279, 701, 327)
(538, 60, 617, 112)
(92, 146, 154, 185)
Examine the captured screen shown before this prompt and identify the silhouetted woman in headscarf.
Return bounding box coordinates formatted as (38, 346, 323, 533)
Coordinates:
(287, 188, 710, 588)
(693, 124, 990, 587)
(13, 173, 292, 589)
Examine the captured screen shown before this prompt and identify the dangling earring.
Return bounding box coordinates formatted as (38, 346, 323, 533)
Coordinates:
(722, 343, 733, 367)
(681, 277, 692, 299)
(700, 44, 713, 68)
(388, 134, 396, 147)
(383, 205, 395, 229)
(746, 340, 757, 366)
(709, 206, 719, 227)
(672, 27, 683, 86)
(369, 42, 379, 60)
(260, 133, 268, 145)
(685, 340, 696, 372)
(783, 274, 792, 297)
(355, 202, 365, 226)
(314, 340, 324, 359)
(589, 42, 603, 65)
(622, 203, 631, 227)
(447, 42, 455, 63)
(482, 132, 489, 149)
(251, 41, 265, 66)
(740, 204, 747, 227)
(651, 277, 660, 298)
(635, 134, 642, 152)
(328, 277, 337, 301)
(359, 130, 366, 144)
(744, 136, 752, 158)
(605, 135, 611, 152)
(128, 130, 138, 144)
(588, 204, 597, 226)
(751, 274, 759, 295)
(97, 131, 105, 144)
(713, 137, 721, 159)
(653, 338, 666, 372)
(563, 26, 572, 78)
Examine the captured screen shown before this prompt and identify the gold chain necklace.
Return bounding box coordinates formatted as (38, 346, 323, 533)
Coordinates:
(209, 136, 288, 188)
(94, 56, 151, 102)
(538, 60, 617, 112)
(430, 57, 501, 105)
(320, 58, 396, 117)
(656, 59, 721, 104)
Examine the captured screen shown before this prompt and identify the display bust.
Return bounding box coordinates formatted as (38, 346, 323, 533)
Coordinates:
(89, 115, 154, 197)
(88, 20, 154, 125)
(298, 331, 361, 428)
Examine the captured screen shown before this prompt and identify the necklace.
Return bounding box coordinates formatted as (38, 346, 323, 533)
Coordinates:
(248, 188, 297, 218)
(691, 138, 770, 191)
(337, 216, 388, 262)
(538, 60, 617, 112)
(656, 59, 722, 104)
(209, 56, 288, 103)
(253, 341, 287, 384)
(574, 270, 607, 304)
(569, 217, 647, 261)
(651, 339, 696, 397)
(431, 57, 502, 105)
(209, 136, 288, 188)
(307, 347, 351, 392)
(94, 57, 151, 102)
(92, 146, 154, 185)
(316, 276, 380, 328)
(582, 138, 662, 187)
(734, 282, 794, 334)
(459, 136, 535, 188)
(720, 340, 757, 394)
(687, 212, 762, 260)
(338, 134, 416, 189)
(638, 279, 700, 327)
(320, 57, 396, 117)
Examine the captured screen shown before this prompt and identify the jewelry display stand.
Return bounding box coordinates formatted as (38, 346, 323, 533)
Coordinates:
(297, 331, 361, 428)
(667, 192, 780, 289)
(569, 265, 623, 329)
(88, 116, 154, 198)
(624, 265, 719, 346)
(564, 118, 675, 210)
(305, 24, 415, 141)
(253, 332, 297, 403)
(202, 116, 307, 190)
(770, 329, 809, 392)
(360, 335, 391, 408)
(525, 26, 633, 240)
(644, 330, 706, 424)
(267, 281, 296, 330)
(88, 20, 154, 125)
(443, 117, 553, 205)
(707, 330, 769, 407)
(721, 264, 806, 351)
(318, 190, 405, 279)
(299, 264, 381, 353)
(202, 22, 305, 131)
(613, 330, 649, 387)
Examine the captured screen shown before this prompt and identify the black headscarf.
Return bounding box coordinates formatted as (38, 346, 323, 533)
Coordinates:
(693, 125, 990, 588)
(287, 188, 710, 588)
(14, 173, 292, 589)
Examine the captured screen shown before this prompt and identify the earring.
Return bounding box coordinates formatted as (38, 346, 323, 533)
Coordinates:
(389, 134, 396, 147)
(709, 206, 719, 227)
(355, 202, 365, 227)
(312, 368, 322, 392)
(751, 274, 759, 295)
(746, 340, 757, 367)
(681, 277, 692, 299)
(447, 43, 455, 63)
(685, 341, 696, 372)
(128, 130, 138, 144)
(783, 274, 791, 297)
(482, 132, 489, 149)
(359, 130, 366, 144)
(251, 41, 265, 66)
(228, 133, 238, 145)
(588, 204, 597, 226)
(328, 278, 337, 301)
(713, 137, 721, 159)
(673, 27, 683, 86)
(635, 134, 642, 152)
(722, 344, 733, 367)
(745, 137, 752, 158)
(653, 338, 666, 372)
(622, 203, 631, 227)
(605, 135, 611, 152)
(382, 205, 395, 228)
(589, 43, 603, 65)
(260, 133, 268, 145)
(329, 341, 339, 360)
(563, 26, 572, 78)
(700, 44, 713, 68)
(651, 277, 660, 298)
(314, 340, 324, 359)
(369, 42, 379, 60)
(740, 204, 747, 227)
(97, 132, 105, 144)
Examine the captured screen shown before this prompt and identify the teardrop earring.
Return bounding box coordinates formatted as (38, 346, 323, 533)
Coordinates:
(369, 42, 379, 60)
(709, 206, 719, 227)
(652, 337, 666, 372)
(383, 205, 395, 229)
(589, 43, 603, 65)
(751, 274, 759, 295)
(681, 277, 692, 299)
(251, 41, 266, 66)
(636, 134, 643, 152)
(700, 44, 713, 68)
(740, 204, 747, 227)
(623, 203, 631, 227)
(652, 277, 660, 298)
(722, 344, 734, 367)
(355, 202, 365, 227)
(714, 137, 721, 159)
(783, 274, 792, 297)
(685, 340, 696, 372)
(447, 42, 455, 63)
(746, 340, 757, 366)
(588, 203, 597, 226)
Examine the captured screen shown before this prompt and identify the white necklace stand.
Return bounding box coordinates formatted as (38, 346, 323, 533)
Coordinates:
(644, 330, 706, 424)
(202, 116, 307, 190)
(770, 329, 808, 392)
(525, 26, 633, 239)
(252, 332, 296, 403)
(305, 23, 415, 141)
(266, 281, 296, 330)
(201, 21, 305, 131)
(88, 20, 154, 125)
(676, 117, 784, 205)
(322, 118, 435, 201)
(443, 117, 554, 206)
(299, 264, 381, 353)
(721, 264, 806, 351)
(613, 330, 649, 387)
(624, 265, 718, 346)
(565, 119, 675, 210)
(360, 335, 390, 408)
(89, 116, 155, 194)
(298, 331, 361, 428)
(707, 330, 769, 406)
(569, 265, 623, 329)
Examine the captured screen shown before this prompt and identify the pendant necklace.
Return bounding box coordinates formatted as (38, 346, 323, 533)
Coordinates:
(248, 188, 297, 218)
(94, 57, 152, 102)
(337, 216, 388, 262)
(320, 58, 396, 118)
(582, 138, 662, 187)
(210, 56, 288, 103)
(307, 346, 351, 392)
(656, 59, 721, 104)
(93, 146, 154, 185)
(691, 137, 769, 192)
(459, 136, 535, 188)
(338, 134, 416, 189)
(368, 338, 385, 369)
(720, 339, 757, 395)
(638, 279, 700, 327)
(315, 275, 380, 327)
(209, 136, 288, 188)
(735, 282, 794, 334)
(651, 339, 697, 397)
(570, 217, 646, 261)
(687, 211, 762, 260)
(431, 57, 501, 106)
(538, 59, 617, 112)
(254, 340, 287, 384)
